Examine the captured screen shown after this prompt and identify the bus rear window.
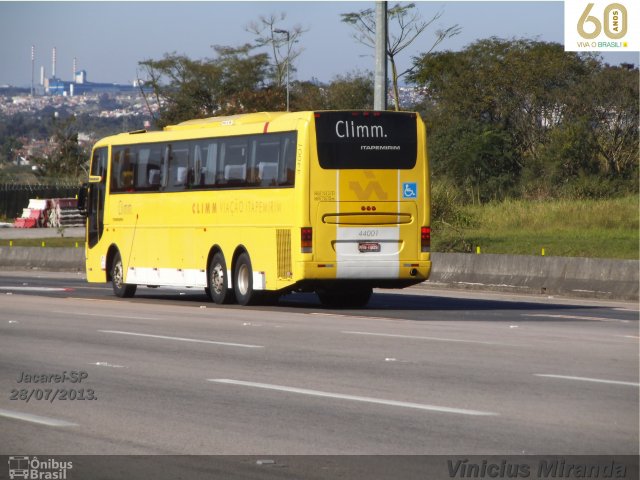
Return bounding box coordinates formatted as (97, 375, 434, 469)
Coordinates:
(315, 111, 417, 169)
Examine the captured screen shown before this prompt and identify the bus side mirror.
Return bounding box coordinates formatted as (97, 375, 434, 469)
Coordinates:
(77, 183, 89, 217)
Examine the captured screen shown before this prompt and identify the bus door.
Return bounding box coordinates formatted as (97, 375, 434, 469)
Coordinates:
(87, 147, 108, 248)
(312, 111, 421, 279)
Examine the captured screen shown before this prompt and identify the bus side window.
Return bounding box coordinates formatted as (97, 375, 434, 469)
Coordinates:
(167, 145, 189, 189)
(111, 147, 136, 192)
(253, 136, 280, 187)
(110, 149, 122, 192)
(136, 148, 151, 190)
(191, 141, 202, 188)
(221, 140, 248, 185)
(281, 133, 296, 186)
(203, 141, 218, 187)
(146, 146, 163, 190)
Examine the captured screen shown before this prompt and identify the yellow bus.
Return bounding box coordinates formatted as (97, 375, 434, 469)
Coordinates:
(82, 110, 431, 307)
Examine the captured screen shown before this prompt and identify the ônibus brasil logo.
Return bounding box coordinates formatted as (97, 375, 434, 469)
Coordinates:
(8, 456, 73, 480)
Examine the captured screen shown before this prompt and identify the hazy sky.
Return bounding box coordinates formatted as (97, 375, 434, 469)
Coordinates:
(1, 1, 638, 87)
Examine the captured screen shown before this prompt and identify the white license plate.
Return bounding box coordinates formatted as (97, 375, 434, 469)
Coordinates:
(358, 242, 381, 253)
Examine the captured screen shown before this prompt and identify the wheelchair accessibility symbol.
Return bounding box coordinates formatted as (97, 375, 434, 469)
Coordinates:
(402, 182, 417, 199)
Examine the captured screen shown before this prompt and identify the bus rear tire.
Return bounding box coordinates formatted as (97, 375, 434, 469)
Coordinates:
(234, 252, 257, 306)
(111, 251, 137, 298)
(208, 252, 235, 305)
(317, 286, 372, 309)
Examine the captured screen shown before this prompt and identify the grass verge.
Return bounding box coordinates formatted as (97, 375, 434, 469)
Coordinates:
(433, 196, 639, 259)
(0, 237, 84, 248)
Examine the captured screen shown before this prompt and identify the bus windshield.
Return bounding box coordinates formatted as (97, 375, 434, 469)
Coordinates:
(314, 111, 417, 170)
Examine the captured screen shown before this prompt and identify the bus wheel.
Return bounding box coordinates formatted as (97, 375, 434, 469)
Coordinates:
(208, 252, 235, 304)
(111, 251, 136, 298)
(317, 286, 372, 309)
(233, 252, 256, 306)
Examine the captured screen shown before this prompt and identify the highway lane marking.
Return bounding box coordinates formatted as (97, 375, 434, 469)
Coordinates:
(208, 379, 498, 416)
(92, 361, 126, 368)
(0, 286, 73, 292)
(342, 330, 509, 346)
(534, 374, 639, 387)
(309, 312, 407, 322)
(0, 409, 78, 427)
(55, 311, 159, 321)
(521, 314, 629, 323)
(99, 330, 264, 349)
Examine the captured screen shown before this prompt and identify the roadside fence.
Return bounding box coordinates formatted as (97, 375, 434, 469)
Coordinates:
(0, 183, 81, 220)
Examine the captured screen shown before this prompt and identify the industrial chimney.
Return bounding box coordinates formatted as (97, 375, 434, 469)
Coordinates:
(52, 47, 56, 78)
(31, 45, 35, 96)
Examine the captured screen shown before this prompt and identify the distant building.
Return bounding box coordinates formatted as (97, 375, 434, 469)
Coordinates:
(44, 69, 140, 96)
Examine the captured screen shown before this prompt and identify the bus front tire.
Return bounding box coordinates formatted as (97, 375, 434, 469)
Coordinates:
(111, 251, 137, 298)
(234, 252, 257, 306)
(208, 252, 235, 305)
(317, 286, 372, 309)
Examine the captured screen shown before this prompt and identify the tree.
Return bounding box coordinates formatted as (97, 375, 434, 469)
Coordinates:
(325, 71, 374, 110)
(569, 65, 639, 179)
(246, 13, 307, 88)
(138, 45, 279, 127)
(0, 135, 22, 165)
(341, 2, 460, 110)
(33, 116, 88, 180)
(410, 38, 638, 201)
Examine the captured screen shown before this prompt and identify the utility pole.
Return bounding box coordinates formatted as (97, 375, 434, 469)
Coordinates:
(374, 1, 387, 111)
(274, 29, 291, 111)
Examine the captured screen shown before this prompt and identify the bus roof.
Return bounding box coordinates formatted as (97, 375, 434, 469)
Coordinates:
(92, 110, 421, 148)
(163, 111, 294, 131)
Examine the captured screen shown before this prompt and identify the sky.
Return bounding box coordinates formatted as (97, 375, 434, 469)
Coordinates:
(0, 1, 638, 87)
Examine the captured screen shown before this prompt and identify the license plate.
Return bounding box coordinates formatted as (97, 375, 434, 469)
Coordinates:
(358, 242, 381, 253)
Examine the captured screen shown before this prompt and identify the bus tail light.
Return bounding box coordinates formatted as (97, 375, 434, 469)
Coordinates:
(301, 227, 312, 253)
(421, 226, 431, 252)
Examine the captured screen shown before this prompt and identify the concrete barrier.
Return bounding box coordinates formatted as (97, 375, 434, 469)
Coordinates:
(424, 252, 639, 301)
(0, 246, 84, 271)
(0, 247, 637, 301)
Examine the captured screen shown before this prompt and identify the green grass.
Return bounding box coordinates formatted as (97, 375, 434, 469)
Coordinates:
(433, 196, 639, 259)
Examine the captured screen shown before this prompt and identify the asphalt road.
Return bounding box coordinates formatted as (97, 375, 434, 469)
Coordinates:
(0, 270, 638, 476)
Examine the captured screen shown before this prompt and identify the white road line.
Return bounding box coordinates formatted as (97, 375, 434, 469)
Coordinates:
(522, 314, 629, 323)
(208, 379, 498, 416)
(55, 311, 158, 320)
(99, 330, 264, 349)
(534, 374, 639, 387)
(92, 362, 126, 368)
(0, 286, 71, 292)
(309, 312, 404, 322)
(0, 409, 78, 427)
(342, 330, 505, 346)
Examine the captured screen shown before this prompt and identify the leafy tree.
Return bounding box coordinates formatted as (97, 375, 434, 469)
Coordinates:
(288, 71, 375, 111)
(341, 2, 459, 110)
(290, 80, 327, 111)
(33, 116, 88, 180)
(0, 134, 23, 165)
(410, 38, 638, 201)
(138, 45, 280, 127)
(325, 71, 374, 110)
(567, 65, 639, 179)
